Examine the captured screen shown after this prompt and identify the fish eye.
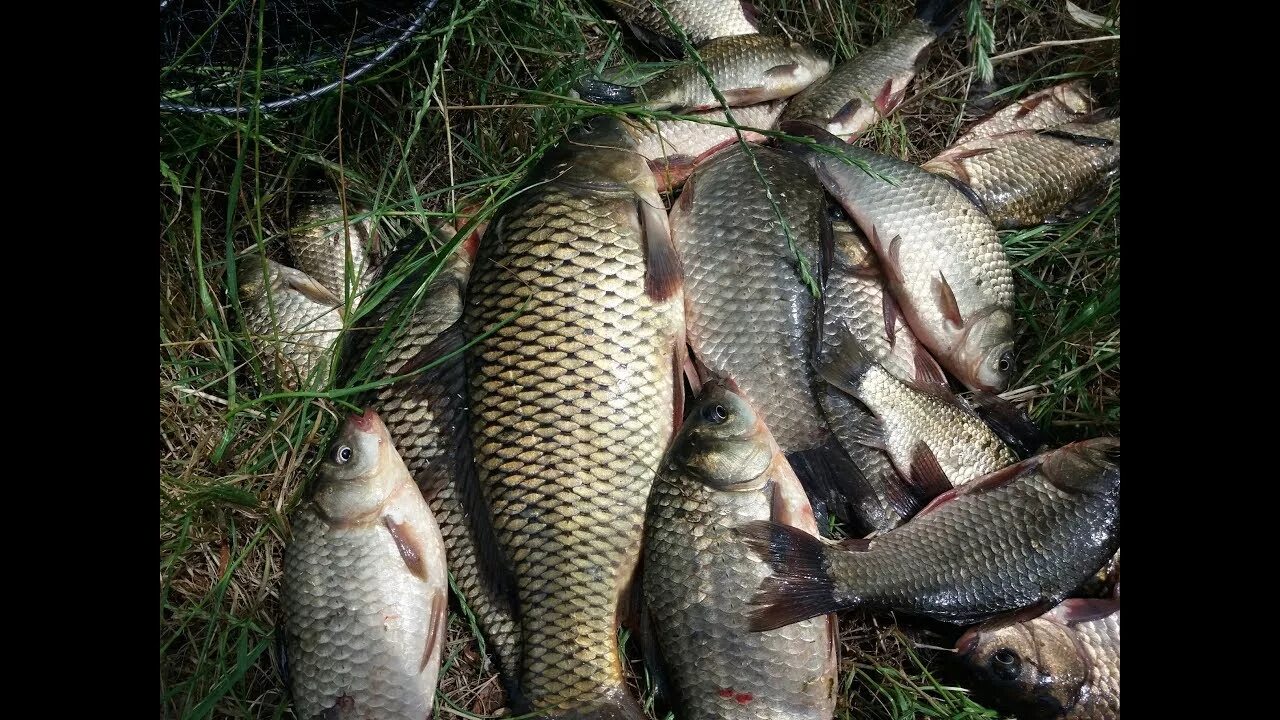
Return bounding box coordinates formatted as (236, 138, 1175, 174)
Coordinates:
(334, 445, 353, 464)
(997, 350, 1015, 373)
(990, 648, 1022, 680)
(702, 403, 729, 424)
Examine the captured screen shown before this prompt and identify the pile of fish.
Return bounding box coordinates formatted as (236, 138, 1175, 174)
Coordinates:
(236, 2, 1120, 718)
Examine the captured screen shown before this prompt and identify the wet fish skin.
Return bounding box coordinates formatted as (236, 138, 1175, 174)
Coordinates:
(644, 382, 838, 720)
(624, 100, 787, 192)
(958, 80, 1094, 142)
(817, 333, 1017, 493)
(671, 144, 830, 454)
(956, 599, 1120, 720)
(282, 410, 449, 720)
(343, 227, 522, 698)
(737, 438, 1121, 630)
(237, 254, 345, 391)
(463, 115, 684, 720)
(780, 0, 964, 140)
(603, 0, 758, 54)
(287, 199, 380, 303)
(923, 116, 1120, 229)
(786, 124, 1016, 393)
(586, 35, 830, 113)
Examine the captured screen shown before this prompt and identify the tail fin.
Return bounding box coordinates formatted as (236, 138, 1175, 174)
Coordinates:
(814, 335, 878, 400)
(915, 0, 967, 35)
(734, 520, 848, 632)
(577, 76, 638, 105)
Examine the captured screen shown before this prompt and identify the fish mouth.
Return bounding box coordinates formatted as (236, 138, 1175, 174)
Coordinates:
(349, 408, 378, 432)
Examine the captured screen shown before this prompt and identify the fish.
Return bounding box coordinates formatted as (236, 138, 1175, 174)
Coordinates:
(809, 219, 950, 534)
(579, 34, 829, 113)
(779, 0, 965, 140)
(816, 330, 1017, 497)
(957, 80, 1094, 142)
(784, 122, 1016, 393)
(463, 115, 686, 720)
(623, 100, 788, 192)
(286, 198, 381, 304)
(236, 254, 345, 391)
(956, 598, 1120, 720)
(670, 143, 831, 455)
(1077, 549, 1120, 600)
(602, 0, 759, 56)
(341, 224, 523, 701)
(643, 380, 838, 719)
(736, 438, 1121, 630)
(923, 114, 1120, 228)
(281, 410, 449, 720)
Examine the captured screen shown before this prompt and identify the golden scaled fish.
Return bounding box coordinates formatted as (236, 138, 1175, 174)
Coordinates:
(623, 100, 787, 192)
(957, 598, 1120, 720)
(644, 381, 837, 720)
(957, 80, 1095, 142)
(602, 0, 759, 56)
(286, 197, 381, 304)
(579, 34, 829, 113)
(282, 410, 448, 720)
(780, 0, 965, 141)
(463, 115, 686, 720)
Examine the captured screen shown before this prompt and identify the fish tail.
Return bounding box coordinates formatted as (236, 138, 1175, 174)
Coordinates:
(914, 0, 966, 35)
(814, 333, 877, 400)
(734, 520, 849, 632)
(577, 76, 638, 105)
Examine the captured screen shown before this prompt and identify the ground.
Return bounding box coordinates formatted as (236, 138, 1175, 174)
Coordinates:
(159, 1, 1119, 718)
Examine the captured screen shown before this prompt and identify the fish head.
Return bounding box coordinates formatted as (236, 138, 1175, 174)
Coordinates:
(312, 410, 403, 521)
(785, 42, 833, 90)
(670, 380, 775, 491)
(1042, 438, 1120, 496)
(534, 115, 653, 193)
(956, 617, 1089, 719)
(959, 307, 1016, 392)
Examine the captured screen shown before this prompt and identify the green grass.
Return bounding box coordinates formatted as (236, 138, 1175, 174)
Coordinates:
(160, 1, 1119, 717)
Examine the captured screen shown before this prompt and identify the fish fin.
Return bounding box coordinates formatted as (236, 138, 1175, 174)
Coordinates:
(1049, 598, 1120, 625)
(966, 390, 1044, 459)
(948, 146, 999, 161)
(837, 536, 874, 551)
(873, 79, 898, 115)
(814, 330, 874, 395)
(421, 591, 447, 672)
(882, 290, 903, 347)
(931, 272, 965, 328)
(809, 212, 835, 362)
(765, 63, 801, 80)
(639, 603, 675, 705)
(846, 415, 887, 451)
(786, 442, 861, 535)
(911, 342, 952, 395)
(383, 516, 430, 582)
(741, 1, 760, 29)
(906, 442, 954, 499)
(778, 119, 846, 147)
(943, 174, 989, 214)
(734, 520, 847, 631)
(638, 199, 683, 302)
(624, 21, 686, 58)
(914, 0, 966, 34)
(671, 337, 687, 433)
(881, 232, 909, 288)
(279, 264, 344, 308)
(577, 76, 638, 105)
(682, 351, 703, 398)
(649, 156, 695, 193)
(677, 172, 697, 212)
(1036, 128, 1115, 147)
(830, 98, 865, 127)
(916, 457, 1039, 517)
(722, 86, 772, 106)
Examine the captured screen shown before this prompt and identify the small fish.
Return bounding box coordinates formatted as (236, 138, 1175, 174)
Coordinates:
(602, 0, 759, 56)
(579, 34, 829, 113)
(282, 410, 449, 720)
(957, 80, 1094, 142)
(644, 381, 837, 720)
(924, 114, 1120, 228)
(623, 100, 787, 192)
(286, 198, 381, 304)
(956, 598, 1120, 720)
(784, 122, 1016, 393)
(236, 254, 344, 390)
(736, 438, 1121, 630)
(780, 0, 965, 140)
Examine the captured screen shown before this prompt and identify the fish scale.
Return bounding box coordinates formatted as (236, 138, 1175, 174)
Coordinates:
(674, 145, 830, 453)
(465, 121, 683, 719)
(343, 241, 523, 695)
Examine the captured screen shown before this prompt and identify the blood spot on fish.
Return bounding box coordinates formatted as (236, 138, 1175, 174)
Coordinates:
(717, 688, 735, 698)
(735, 692, 754, 705)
